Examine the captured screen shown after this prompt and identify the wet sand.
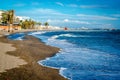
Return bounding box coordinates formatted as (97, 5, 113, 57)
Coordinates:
(0, 32, 67, 80)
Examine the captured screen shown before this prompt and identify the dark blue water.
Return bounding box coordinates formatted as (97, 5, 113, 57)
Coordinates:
(8, 30, 120, 80)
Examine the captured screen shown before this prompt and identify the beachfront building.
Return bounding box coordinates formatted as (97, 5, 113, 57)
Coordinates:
(48, 26, 62, 30)
(0, 24, 21, 31)
(0, 10, 6, 31)
(0, 10, 5, 23)
(37, 25, 62, 30)
(0, 10, 22, 31)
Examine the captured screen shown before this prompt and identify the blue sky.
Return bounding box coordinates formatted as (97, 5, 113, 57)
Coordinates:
(1, 0, 120, 29)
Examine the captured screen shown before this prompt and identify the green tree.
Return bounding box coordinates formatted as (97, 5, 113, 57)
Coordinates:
(19, 20, 23, 28)
(36, 22, 41, 29)
(1, 10, 14, 31)
(44, 22, 49, 29)
(31, 20, 35, 29)
(24, 19, 29, 29)
(8, 10, 14, 24)
(37, 22, 41, 26)
(29, 19, 35, 29)
(21, 19, 36, 29)
(7, 10, 14, 32)
(1, 12, 8, 25)
(15, 17, 20, 23)
(20, 20, 26, 29)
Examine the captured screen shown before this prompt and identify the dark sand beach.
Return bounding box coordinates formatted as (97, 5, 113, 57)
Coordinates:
(0, 32, 67, 80)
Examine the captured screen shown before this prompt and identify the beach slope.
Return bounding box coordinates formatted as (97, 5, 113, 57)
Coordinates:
(0, 34, 67, 80)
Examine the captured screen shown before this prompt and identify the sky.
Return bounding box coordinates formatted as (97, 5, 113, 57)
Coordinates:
(0, 0, 120, 29)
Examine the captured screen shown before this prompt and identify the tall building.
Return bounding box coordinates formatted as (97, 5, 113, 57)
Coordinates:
(0, 10, 5, 23)
(0, 10, 22, 31)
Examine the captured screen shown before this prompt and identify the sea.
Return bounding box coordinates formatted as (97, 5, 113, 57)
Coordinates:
(8, 30, 120, 80)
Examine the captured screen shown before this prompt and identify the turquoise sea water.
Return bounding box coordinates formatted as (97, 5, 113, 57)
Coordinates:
(8, 30, 120, 80)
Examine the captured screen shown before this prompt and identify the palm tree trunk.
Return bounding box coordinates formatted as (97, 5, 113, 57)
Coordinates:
(9, 24, 13, 32)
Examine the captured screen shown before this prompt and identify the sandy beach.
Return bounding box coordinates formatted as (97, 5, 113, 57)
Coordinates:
(0, 31, 27, 72)
(0, 42, 27, 72)
(0, 31, 67, 80)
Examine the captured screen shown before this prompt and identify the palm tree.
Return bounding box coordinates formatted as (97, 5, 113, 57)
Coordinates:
(7, 10, 14, 32)
(37, 22, 41, 26)
(20, 19, 35, 29)
(29, 19, 35, 29)
(24, 19, 29, 29)
(36, 22, 41, 29)
(44, 22, 49, 29)
(0, 19, 2, 24)
(15, 17, 20, 23)
(31, 20, 35, 29)
(1, 12, 8, 25)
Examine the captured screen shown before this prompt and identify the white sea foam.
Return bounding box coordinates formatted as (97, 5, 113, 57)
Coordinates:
(60, 34, 77, 37)
(38, 61, 60, 69)
(29, 31, 46, 35)
(50, 35, 59, 39)
(14, 37, 24, 40)
(59, 67, 71, 80)
(39, 60, 70, 79)
(58, 49, 63, 53)
(47, 37, 75, 49)
(48, 34, 77, 41)
(78, 35, 106, 38)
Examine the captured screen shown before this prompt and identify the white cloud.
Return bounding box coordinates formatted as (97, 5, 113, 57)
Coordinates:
(67, 4, 107, 9)
(47, 19, 62, 23)
(77, 14, 117, 20)
(14, 3, 26, 7)
(23, 8, 73, 17)
(33, 8, 61, 15)
(16, 8, 75, 22)
(68, 4, 78, 7)
(31, 2, 40, 6)
(16, 16, 30, 20)
(47, 19, 90, 24)
(63, 19, 90, 24)
(64, 19, 69, 22)
(79, 5, 107, 9)
(47, 19, 52, 22)
(56, 2, 64, 6)
(74, 20, 90, 24)
(112, 14, 120, 17)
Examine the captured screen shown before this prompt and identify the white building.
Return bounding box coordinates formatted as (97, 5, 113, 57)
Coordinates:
(81, 27, 89, 30)
(48, 26, 62, 30)
(34, 25, 62, 30)
(0, 10, 5, 22)
(15, 16, 30, 21)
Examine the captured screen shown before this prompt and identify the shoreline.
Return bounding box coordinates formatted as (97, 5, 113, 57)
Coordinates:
(0, 31, 67, 80)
